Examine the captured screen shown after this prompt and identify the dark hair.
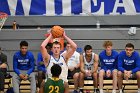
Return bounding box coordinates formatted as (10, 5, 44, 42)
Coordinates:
(125, 43, 134, 49)
(52, 41, 61, 48)
(20, 41, 28, 47)
(51, 64, 62, 77)
(84, 45, 92, 52)
(45, 43, 52, 49)
(0, 47, 1, 50)
(64, 42, 69, 48)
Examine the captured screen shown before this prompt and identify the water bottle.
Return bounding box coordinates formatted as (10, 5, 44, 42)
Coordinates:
(96, 20, 100, 29)
(13, 20, 17, 30)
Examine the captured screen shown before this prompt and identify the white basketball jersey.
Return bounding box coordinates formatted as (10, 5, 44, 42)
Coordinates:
(83, 52, 95, 71)
(62, 51, 80, 67)
(47, 55, 68, 82)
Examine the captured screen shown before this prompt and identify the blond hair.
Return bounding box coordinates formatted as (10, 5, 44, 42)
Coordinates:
(103, 40, 113, 48)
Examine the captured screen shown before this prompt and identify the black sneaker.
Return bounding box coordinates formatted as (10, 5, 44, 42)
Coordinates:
(94, 89, 99, 93)
(73, 90, 79, 93)
(79, 89, 84, 93)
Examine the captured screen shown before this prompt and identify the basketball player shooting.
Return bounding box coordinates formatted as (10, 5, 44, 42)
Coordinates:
(40, 25, 77, 82)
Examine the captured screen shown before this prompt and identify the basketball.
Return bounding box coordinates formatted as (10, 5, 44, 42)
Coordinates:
(51, 25, 64, 38)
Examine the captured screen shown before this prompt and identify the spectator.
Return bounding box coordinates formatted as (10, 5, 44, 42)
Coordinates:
(37, 43, 52, 88)
(99, 41, 118, 93)
(118, 43, 140, 93)
(12, 41, 36, 93)
(0, 47, 7, 93)
(39, 64, 69, 93)
(61, 42, 80, 93)
(79, 45, 99, 93)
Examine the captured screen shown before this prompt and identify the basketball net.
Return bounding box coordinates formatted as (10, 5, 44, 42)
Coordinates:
(0, 12, 8, 31)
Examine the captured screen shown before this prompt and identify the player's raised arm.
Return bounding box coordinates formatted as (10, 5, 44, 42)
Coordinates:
(40, 31, 52, 66)
(62, 31, 77, 62)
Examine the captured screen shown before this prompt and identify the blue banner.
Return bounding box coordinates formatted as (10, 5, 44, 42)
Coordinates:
(0, 0, 140, 15)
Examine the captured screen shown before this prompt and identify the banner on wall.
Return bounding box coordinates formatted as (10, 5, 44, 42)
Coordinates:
(0, 0, 140, 16)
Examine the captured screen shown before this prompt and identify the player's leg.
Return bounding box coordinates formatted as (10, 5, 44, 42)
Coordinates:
(39, 80, 45, 93)
(136, 71, 140, 93)
(12, 73, 21, 93)
(29, 73, 36, 93)
(73, 72, 80, 93)
(93, 72, 99, 93)
(0, 68, 6, 93)
(112, 69, 117, 93)
(118, 71, 123, 93)
(99, 69, 105, 93)
(79, 72, 85, 93)
(38, 71, 44, 88)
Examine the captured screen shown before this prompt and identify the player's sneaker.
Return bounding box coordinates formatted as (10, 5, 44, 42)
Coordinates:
(99, 89, 104, 93)
(119, 89, 123, 93)
(94, 89, 99, 93)
(73, 90, 79, 93)
(79, 89, 84, 93)
(112, 90, 116, 93)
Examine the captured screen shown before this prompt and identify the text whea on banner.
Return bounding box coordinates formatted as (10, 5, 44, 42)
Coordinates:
(0, 0, 140, 16)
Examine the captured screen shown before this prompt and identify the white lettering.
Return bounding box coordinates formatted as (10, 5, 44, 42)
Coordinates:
(62, 0, 71, 15)
(22, 0, 32, 16)
(110, 0, 137, 15)
(93, 1, 104, 15)
(7, 0, 17, 15)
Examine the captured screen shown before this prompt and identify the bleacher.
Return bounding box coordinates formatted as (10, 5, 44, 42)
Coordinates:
(4, 73, 138, 93)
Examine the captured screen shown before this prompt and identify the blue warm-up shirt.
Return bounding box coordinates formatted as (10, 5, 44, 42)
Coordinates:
(13, 51, 35, 75)
(37, 52, 46, 73)
(118, 51, 140, 74)
(99, 50, 118, 71)
(37, 52, 53, 73)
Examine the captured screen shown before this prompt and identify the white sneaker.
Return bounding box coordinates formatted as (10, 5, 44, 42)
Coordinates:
(119, 89, 123, 93)
(112, 90, 116, 93)
(100, 89, 104, 93)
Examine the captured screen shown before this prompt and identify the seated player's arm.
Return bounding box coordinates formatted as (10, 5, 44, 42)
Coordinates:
(131, 53, 140, 74)
(62, 32, 77, 63)
(37, 53, 44, 66)
(26, 53, 35, 76)
(118, 54, 125, 72)
(80, 55, 85, 74)
(40, 33, 52, 66)
(13, 54, 21, 75)
(39, 80, 45, 93)
(99, 54, 108, 71)
(93, 54, 99, 73)
(64, 82, 69, 93)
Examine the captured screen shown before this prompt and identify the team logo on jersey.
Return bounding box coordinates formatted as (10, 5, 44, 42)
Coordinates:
(124, 59, 134, 65)
(18, 59, 29, 64)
